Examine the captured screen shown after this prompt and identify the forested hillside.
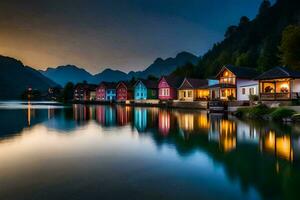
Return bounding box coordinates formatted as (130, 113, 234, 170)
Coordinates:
(173, 0, 300, 78)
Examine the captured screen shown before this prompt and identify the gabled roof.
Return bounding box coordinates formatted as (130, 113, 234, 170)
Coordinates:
(255, 66, 300, 80)
(160, 75, 184, 89)
(216, 65, 259, 79)
(178, 78, 209, 90)
(117, 81, 134, 90)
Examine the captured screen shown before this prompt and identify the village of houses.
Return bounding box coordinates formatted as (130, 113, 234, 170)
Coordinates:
(73, 65, 300, 112)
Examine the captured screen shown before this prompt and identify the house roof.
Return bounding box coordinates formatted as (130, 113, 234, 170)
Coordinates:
(160, 75, 184, 88)
(178, 78, 209, 90)
(117, 81, 134, 90)
(98, 82, 117, 89)
(255, 66, 300, 80)
(216, 65, 259, 79)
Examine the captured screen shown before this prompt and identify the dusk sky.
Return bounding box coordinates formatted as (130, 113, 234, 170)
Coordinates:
(0, 0, 273, 74)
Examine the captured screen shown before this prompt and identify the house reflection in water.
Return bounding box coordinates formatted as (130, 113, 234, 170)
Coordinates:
(261, 131, 294, 161)
(95, 105, 116, 126)
(134, 107, 147, 132)
(96, 106, 106, 125)
(209, 115, 237, 152)
(176, 113, 194, 133)
(116, 106, 131, 126)
(74, 104, 86, 122)
(158, 110, 171, 136)
(105, 106, 116, 126)
(197, 112, 210, 130)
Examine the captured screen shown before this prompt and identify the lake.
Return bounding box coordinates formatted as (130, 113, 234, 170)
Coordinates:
(0, 101, 300, 200)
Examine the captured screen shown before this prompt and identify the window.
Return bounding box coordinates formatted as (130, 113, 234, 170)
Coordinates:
(249, 88, 254, 95)
(242, 88, 246, 95)
(188, 91, 192, 97)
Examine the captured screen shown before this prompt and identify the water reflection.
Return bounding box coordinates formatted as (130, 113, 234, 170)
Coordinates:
(2, 102, 300, 200)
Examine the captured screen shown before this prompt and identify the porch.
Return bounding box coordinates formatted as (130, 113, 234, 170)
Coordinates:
(259, 79, 298, 100)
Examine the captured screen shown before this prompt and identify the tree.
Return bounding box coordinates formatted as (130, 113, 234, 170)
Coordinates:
(239, 16, 250, 27)
(280, 25, 300, 70)
(225, 25, 238, 38)
(63, 82, 74, 102)
(258, 0, 271, 16)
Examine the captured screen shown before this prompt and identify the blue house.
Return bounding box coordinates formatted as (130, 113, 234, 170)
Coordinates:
(97, 82, 117, 101)
(106, 84, 117, 101)
(134, 80, 158, 100)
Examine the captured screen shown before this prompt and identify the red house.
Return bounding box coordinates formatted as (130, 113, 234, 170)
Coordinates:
(158, 76, 183, 100)
(116, 81, 134, 101)
(96, 82, 107, 101)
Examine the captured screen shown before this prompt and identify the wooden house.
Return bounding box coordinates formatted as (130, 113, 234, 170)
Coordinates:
(255, 66, 300, 100)
(177, 78, 211, 101)
(96, 82, 117, 101)
(210, 65, 259, 101)
(116, 81, 134, 102)
(158, 76, 183, 100)
(134, 79, 158, 100)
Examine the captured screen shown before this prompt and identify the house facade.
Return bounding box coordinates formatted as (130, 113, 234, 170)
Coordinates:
(158, 76, 183, 100)
(210, 65, 259, 101)
(134, 80, 158, 100)
(255, 66, 300, 100)
(178, 78, 212, 101)
(116, 82, 133, 101)
(96, 82, 117, 101)
(74, 83, 97, 101)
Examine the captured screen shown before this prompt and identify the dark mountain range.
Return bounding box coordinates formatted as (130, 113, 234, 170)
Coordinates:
(40, 51, 199, 86)
(172, 0, 300, 78)
(128, 51, 199, 78)
(0, 55, 58, 99)
(40, 65, 94, 86)
(93, 69, 130, 83)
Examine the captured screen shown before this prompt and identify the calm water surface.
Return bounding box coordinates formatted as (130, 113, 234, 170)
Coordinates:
(0, 101, 300, 200)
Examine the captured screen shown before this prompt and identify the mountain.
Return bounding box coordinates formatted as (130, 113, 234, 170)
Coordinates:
(93, 69, 130, 83)
(40, 51, 199, 86)
(172, 0, 300, 78)
(0, 55, 58, 99)
(129, 51, 199, 78)
(40, 65, 94, 86)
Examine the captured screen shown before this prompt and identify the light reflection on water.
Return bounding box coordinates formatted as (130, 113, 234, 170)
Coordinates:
(0, 102, 300, 200)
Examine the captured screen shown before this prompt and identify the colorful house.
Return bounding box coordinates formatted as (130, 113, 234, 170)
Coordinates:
(74, 83, 97, 101)
(96, 82, 117, 101)
(158, 76, 183, 100)
(116, 81, 134, 102)
(255, 66, 300, 100)
(134, 79, 158, 100)
(178, 78, 215, 101)
(210, 65, 259, 101)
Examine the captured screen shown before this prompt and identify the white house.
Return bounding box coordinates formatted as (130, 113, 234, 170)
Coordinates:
(210, 65, 259, 101)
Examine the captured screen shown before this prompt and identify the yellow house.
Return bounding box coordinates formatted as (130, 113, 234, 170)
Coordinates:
(177, 78, 210, 101)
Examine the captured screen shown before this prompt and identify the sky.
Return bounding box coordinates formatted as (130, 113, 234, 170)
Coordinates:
(0, 0, 273, 74)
